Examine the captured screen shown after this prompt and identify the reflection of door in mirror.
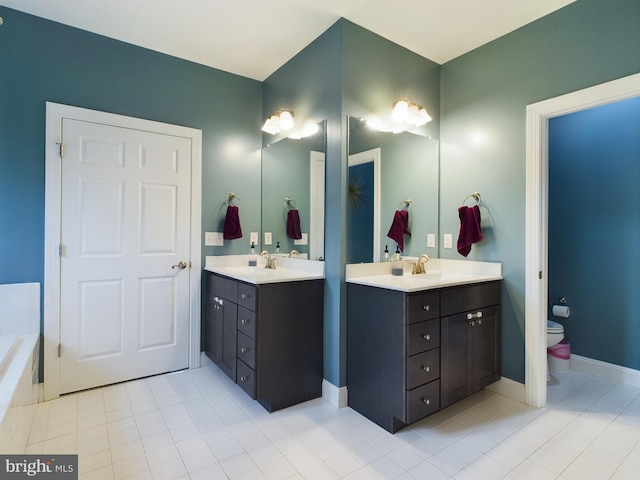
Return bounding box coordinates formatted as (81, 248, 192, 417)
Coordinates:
(348, 148, 381, 263)
(310, 151, 325, 261)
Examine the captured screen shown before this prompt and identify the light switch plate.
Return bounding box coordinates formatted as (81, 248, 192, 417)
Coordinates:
(294, 233, 308, 245)
(250, 231, 258, 245)
(205, 232, 224, 246)
(264, 232, 272, 245)
(427, 233, 436, 248)
(444, 233, 453, 249)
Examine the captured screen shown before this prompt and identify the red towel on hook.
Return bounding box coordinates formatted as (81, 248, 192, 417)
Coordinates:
(287, 209, 302, 240)
(223, 205, 243, 240)
(457, 205, 483, 257)
(386, 210, 411, 252)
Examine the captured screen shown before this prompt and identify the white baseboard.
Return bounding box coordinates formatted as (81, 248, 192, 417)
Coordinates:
(487, 377, 525, 403)
(322, 379, 348, 408)
(570, 354, 640, 388)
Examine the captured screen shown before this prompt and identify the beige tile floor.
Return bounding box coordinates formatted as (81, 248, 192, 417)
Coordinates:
(21, 365, 640, 479)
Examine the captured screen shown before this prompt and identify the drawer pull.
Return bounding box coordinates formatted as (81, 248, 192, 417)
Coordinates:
(423, 334, 431, 341)
(240, 376, 248, 382)
(423, 398, 431, 405)
(242, 293, 250, 299)
(422, 365, 430, 373)
(240, 319, 248, 325)
(240, 347, 248, 353)
(467, 311, 483, 320)
(423, 305, 430, 311)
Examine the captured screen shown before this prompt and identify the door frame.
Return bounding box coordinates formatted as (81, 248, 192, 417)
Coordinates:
(44, 102, 202, 401)
(524, 73, 640, 408)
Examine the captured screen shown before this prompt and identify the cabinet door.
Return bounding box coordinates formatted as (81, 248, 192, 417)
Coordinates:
(219, 298, 238, 381)
(440, 312, 473, 408)
(205, 295, 221, 364)
(473, 305, 500, 391)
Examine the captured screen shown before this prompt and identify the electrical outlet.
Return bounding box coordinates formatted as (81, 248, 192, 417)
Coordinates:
(250, 231, 258, 245)
(444, 233, 453, 249)
(294, 233, 308, 245)
(427, 233, 436, 248)
(205, 232, 224, 246)
(264, 232, 272, 245)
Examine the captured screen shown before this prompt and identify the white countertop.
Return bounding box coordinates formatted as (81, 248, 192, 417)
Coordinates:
(346, 258, 502, 292)
(205, 255, 324, 285)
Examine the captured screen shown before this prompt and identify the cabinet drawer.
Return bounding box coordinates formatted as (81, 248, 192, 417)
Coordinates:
(237, 307, 256, 339)
(238, 283, 257, 311)
(208, 274, 238, 302)
(237, 360, 256, 399)
(407, 319, 440, 356)
(406, 291, 440, 324)
(407, 349, 440, 390)
(237, 332, 256, 369)
(441, 281, 500, 317)
(406, 380, 440, 424)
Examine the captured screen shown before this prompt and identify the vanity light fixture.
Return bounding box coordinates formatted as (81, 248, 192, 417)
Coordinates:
(262, 108, 295, 135)
(367, 97, 432, 133)
(392, 98, 432, 127)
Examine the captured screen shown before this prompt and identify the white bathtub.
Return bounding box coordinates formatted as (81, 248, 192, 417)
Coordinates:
(0, 283, 41, 453)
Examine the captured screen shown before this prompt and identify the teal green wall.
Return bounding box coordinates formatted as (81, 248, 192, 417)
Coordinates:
(549, 97, 640, 369)
(440, 0, 640, 382)
(264, 20, 441, 387)
(0, 6, 261, 359)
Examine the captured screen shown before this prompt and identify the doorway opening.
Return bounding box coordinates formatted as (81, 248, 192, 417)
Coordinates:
(524, 73, 640, 407)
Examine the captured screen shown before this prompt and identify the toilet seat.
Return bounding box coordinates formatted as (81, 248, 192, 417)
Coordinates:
(547, 320, 564, 333)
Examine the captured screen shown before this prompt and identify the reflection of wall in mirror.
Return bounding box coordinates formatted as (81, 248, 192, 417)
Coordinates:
(261, 125, 325, 257)
(348, 117, 439, 261)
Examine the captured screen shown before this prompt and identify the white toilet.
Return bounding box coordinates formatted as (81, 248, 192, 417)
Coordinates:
(547, 320, 564, 347)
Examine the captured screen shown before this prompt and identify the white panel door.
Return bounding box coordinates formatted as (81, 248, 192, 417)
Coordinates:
(59, 118, 192, 394)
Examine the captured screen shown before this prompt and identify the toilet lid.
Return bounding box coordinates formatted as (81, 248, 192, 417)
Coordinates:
(547, 319, 564, 333)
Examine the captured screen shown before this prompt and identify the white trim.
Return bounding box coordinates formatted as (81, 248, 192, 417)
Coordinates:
(322, 379, 348, 408)
(524, 73, 640, 408)
(348, 148, 381, 262)
(309, 151, 325, 261)
(44, 102, 202, 401)
(570, 355, 640, 389)
(486, 377, 525, 404)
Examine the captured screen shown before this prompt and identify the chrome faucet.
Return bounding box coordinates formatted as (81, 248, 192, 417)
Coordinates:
(412, 254, 431, 274)
(288, 249, 300, 258)
(260, 250, 277, 269)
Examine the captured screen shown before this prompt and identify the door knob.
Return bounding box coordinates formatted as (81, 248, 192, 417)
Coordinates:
(171, 261, 188, 270)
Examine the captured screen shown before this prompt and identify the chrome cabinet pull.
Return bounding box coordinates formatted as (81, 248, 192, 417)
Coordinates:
(466, 311, 483, 320)
(422, 365, 430, 372)
(241, 347, 248, 353)
(423, 398, 431, 405)
(241, 319, 248, 325)
(423, 334, 430, 340)
(423, 305, 430, 311)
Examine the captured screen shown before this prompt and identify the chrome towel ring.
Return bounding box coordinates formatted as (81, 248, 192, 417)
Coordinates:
(226, 192, 242, 207)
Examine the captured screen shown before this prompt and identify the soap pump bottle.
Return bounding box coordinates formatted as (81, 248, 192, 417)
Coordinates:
(383, 245, 390, 262)
(275, 241, 280, 255)
(248, 242, 257, 267)
(391, 246, 403, 276)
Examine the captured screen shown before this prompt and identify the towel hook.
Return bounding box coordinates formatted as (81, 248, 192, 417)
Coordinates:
(226, 192, 242, 207)
(398, 199, 412, 211)
(284, 197, 298, 210)
(462, 192, 481, 206)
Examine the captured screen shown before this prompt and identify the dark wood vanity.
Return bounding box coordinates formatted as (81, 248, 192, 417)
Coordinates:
(347, 280, 501, 433)
(205, 271, 324, 412)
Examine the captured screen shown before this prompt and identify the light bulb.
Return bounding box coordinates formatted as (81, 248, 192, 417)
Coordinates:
(279, 110, 294, 131)
(407, 104, 420, 125)
(261, 116, 280, 135)
(392, 100, 409, 121)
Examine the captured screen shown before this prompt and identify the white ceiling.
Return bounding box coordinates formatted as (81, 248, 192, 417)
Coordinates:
(0, 0, 575, 81)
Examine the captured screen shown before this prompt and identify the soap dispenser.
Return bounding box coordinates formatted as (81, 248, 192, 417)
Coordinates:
(391, 246, 403, 276)
(383, 245, 390, 263)
(275, 241, 280, 255)
(248, 242, 257, 267)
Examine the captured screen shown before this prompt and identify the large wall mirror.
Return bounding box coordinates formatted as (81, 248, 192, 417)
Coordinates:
(262, 120, 326, 260)
(347, 116, 439, 263)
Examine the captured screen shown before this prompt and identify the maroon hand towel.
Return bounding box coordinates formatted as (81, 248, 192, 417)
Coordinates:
(457, 205, 483, 257)
(223, 205, 243, 240)
(287, 209, 302, 240)
(386, 210, 411, 252)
